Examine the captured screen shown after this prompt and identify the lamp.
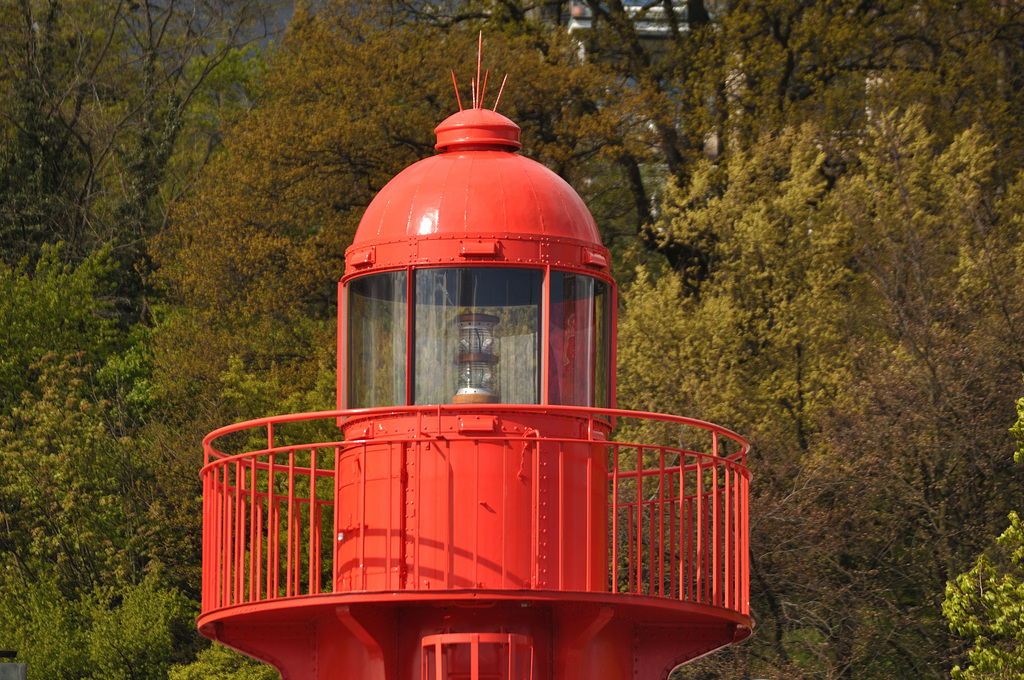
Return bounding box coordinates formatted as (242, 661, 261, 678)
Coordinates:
(454, 312, 499, 403)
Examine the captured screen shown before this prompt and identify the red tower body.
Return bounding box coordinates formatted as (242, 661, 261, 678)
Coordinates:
(199, 99, 751, 680)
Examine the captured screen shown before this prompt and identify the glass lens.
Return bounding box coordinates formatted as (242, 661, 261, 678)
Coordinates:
(415, 268, 541, 405)
(549, 273, 610, 408)
(346, 271, 407, 408)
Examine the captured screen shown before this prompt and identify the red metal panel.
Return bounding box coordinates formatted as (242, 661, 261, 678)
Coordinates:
(586, 443, 593, 591)
(557, 441, 564, 590)
(532, 432, 540, 588)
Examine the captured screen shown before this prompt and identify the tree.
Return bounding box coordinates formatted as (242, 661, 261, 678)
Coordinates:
(620, 121, 864, 679)
(0, 245, 117, 412)
(6, 0, 1024, 677)
(943, 390, 1024, 679)
(0, 573, 198, 680)
(623, 102, 1024, 679)
(169, 643, 280, 680)
(0, 0, 278, 319)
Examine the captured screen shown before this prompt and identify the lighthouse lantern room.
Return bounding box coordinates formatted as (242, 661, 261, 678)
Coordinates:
(198, 64, 751, 680)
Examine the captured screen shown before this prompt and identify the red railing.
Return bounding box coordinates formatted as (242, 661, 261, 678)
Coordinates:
(201, 405, 749, 617)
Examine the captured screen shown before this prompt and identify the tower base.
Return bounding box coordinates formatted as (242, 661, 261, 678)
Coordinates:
(198, 591, 751, 680)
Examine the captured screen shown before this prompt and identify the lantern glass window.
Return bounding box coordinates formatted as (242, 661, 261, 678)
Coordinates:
(548, 272, 610, 408)
(346, 271, 407, 408)
(414, 268, 542, 405)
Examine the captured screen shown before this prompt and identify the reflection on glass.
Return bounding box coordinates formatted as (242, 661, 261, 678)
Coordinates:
(549, 273, 610, 408)
(415, 268, 541, 405)
(346, 272, 407, 408)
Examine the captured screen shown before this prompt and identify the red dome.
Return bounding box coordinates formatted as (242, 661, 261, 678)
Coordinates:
(344, 109, 609, 277)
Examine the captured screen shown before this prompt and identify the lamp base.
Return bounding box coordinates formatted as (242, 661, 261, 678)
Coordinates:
(453, 393, 500, 404)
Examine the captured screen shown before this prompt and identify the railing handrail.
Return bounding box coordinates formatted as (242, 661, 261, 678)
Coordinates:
(200, 407, 751, 618)
(203, 404, 749, 463)
(202, 439, 749, 479)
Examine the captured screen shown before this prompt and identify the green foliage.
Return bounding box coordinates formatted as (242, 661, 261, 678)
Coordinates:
(0, 246, 118, 412)
(0, 573, 197, 680)
(944, 512, 1024, 679)
(88, 576, 199, 680)
(0, 576, 93, 679)
(0, 349, 155, 590)
(630, 103, 1024, 678)
(169, 643, 280, 680)
(4, 1, 1024, 679)
(943, 392, 1024, 679)
(0, 0, 281, 319)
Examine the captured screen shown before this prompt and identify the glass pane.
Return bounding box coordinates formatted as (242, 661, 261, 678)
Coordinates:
(415, 268, 541, 405)
(346, 272, 407, 408)
(594, 279, 610, 409)
(549, 273, 610, 407)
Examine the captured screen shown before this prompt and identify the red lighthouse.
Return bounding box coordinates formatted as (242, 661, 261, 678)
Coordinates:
(198, 75, 751, 680)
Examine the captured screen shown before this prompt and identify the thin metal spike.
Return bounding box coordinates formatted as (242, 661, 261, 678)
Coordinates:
(480, 70, 489, 111)
(451, 69, 463, 111)
(493, 74, 509, 112)
(476, 32, 483, 109)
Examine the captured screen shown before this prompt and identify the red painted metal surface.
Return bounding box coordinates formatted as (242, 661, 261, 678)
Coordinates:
(199, 406, 750, 679)
(344, 109, 608, 279)
(421, 632, 533, 680)
(200, 73, 751, 679)
(201, 405, 748, 615)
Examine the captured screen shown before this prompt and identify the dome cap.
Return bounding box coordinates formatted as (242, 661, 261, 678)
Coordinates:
(435, 108, 522, 152)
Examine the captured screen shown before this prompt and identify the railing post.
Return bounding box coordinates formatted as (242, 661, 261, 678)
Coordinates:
(286, 449, 295, 597)
(235, 460, 245, 605)
(712, 432, 721, 608)
(724, 460, 732, 610)
(249, 459, 258, 603)
(221, 466, 231, 608)
(309, 447, 318, 595)
(636, 446, 643, 595)
(611, 444, 619, 594)
(202, 467, 211, 611)
(695, 462, 703, 603)
(269, 454, 278, 599)
(333, 444, 342, 592)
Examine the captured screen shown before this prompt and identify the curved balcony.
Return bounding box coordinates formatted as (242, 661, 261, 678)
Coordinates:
(200, 405, 749, 625)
